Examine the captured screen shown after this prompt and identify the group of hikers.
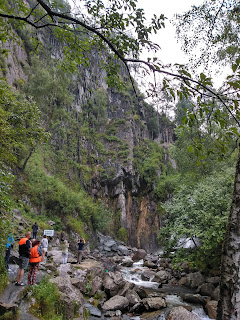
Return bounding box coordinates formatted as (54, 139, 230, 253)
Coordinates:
(5, 222, 86, 286)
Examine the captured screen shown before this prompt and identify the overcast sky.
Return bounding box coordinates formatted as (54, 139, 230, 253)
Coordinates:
(136, 0, 204, 64)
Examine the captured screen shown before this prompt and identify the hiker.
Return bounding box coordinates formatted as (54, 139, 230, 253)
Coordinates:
(32, 222, 39, 239)
(28, 240, 42, 285)
(15, 231, 32, 286)
(41, 234, 48, 263)
(77, 238, 86, 263)
(62, 239, 69, 264)
(5, 232, 14, 270)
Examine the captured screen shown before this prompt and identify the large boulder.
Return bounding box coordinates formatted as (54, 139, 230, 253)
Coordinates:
(102, 271, 126, 296)
(57, 263, 73, 277)
(153, 270, 171, 283)
(102, 295, 129, 311)
(199, 283, 215, 297)
(70, 278, 88, 294)
(117, 245, 129, 255)
(75, 259, 105, 278)
(211, 285, 220, 301)
(205, 300, 218, 319)
(142, 297, 166, 310)
(132, 249, 147, 262)
(181, 293, 206, 305)
(143, 260, 158, 269)
(50, 275, 84, 306)
(186, 272, 205, 289)
(168, 306, 201, 320)
(121, 256, 134, 267)
(90, 276, 103, 296)
(125, 289, 141, 306)
(118, 282, 135, 296)
(206, 276, 220, 286)
(141, 269, 156, 281)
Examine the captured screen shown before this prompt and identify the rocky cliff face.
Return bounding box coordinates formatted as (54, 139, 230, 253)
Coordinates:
(3, 26, 175, 252)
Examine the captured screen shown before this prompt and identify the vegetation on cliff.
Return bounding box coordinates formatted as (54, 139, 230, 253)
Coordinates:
(1, 0, 240, 316)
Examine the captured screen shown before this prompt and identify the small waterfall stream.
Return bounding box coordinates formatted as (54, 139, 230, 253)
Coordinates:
(121, 260, 212, 320)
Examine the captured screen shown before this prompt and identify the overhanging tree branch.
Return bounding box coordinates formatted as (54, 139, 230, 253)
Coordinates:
(0, 0, 239, 127)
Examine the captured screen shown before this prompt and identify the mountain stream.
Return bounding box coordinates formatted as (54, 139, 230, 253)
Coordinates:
(121, 260, 211, 320)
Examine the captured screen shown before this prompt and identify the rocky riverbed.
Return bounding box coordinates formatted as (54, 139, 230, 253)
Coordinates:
(0, 231, 218, 320)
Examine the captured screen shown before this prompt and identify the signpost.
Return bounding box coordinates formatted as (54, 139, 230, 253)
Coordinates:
(44, 229, 54, 237)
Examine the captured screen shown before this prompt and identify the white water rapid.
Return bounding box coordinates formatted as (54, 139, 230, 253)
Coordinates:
(121, 260, 212, 320)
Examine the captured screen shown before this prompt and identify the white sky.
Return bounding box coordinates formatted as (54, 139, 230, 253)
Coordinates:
(136, 0, 204, 64)
(69, 0, 227, 90)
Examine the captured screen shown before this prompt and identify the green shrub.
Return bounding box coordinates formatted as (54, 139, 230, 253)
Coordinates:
(31, 276, 62, 320)
(117, 227, 128, 243)
(67, 216, 86, 238)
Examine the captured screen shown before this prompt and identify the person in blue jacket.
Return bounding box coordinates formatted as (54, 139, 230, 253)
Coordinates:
(5, 232, 14, 270)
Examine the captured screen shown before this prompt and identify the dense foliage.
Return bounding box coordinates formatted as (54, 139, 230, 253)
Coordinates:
(159, 165, 234, 270)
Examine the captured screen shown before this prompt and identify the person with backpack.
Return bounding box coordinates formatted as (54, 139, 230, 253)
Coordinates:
(28, 240, 42, 285)
(77, 238, 86, 263)
(15, 231, 32, 286)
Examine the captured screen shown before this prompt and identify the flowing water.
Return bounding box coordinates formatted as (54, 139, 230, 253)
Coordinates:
(121, 260, 212, 320)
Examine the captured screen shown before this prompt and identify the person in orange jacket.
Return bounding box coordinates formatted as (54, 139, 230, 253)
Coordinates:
(28, 240, 42, 285)
(15, 231, 32, 286)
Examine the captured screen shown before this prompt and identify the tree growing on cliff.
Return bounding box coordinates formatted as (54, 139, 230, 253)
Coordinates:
(1, 0, 240, 318)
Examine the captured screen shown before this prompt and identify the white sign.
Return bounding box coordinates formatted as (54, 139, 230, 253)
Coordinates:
(44, 229, 54, 237)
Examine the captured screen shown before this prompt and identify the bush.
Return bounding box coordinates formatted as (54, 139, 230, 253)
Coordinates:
(158, 167, 234, 270)
(117, 227, 128, 243)
(31, 277, 62, 320)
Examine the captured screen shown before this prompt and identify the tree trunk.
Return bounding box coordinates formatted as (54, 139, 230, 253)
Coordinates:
(217, 150, 240, 319)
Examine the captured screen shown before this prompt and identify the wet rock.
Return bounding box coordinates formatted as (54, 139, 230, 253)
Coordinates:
(205, 300, 218, 319)
(118, 282, 135, 296)
(132, 249, 147, 262)
(135, 287, 148, 299)
(84, 303, 102, 317)
(143, 260, 158, 269)
(125, 289, 141, 306)
(181, 293, 206, 305)
(158, 258, 170, 269)
(186, 272, 205, 289)
(211, 285, 220, 301)
(102, 271, 126, 296)
(153, 270, 171, 283)
(142, 297, 166, 310)
(121, 256, 133, 267)
(199, 283, 215, 297)
(102, 295, 129, 311)
(104, 309, 122, 317)
(168, 306, 201, 320)
(141, 269, 156, 281)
